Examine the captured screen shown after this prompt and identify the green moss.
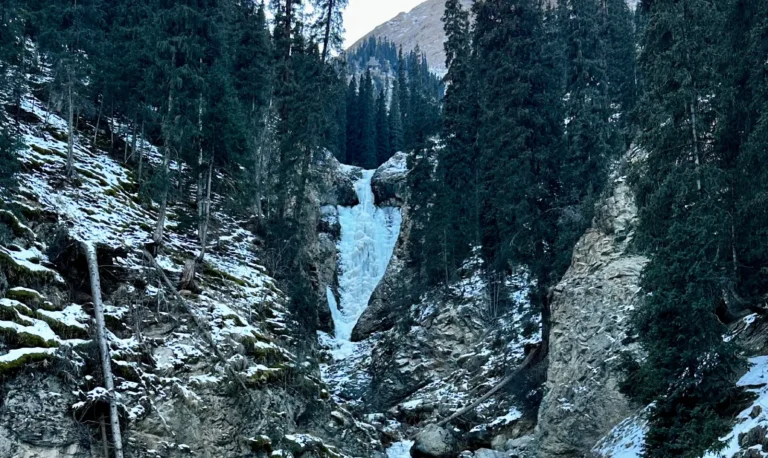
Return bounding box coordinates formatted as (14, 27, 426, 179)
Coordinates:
(0, 349, 55, 374)
(202, 263, 252, 288)
(0, 326, 59, 349)
(6, 287, 45, 307)
(0, 210, 35, 241)
(45, 128, 68, 143)
(243, 366, 282, 387)
(34, 314, 89, 340)
(0, 249, 63, 287)
(75, 167, 109, 187)
(30, 144, 65, 158)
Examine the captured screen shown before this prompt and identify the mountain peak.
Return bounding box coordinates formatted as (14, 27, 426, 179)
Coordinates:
(347, 0, 472, 74)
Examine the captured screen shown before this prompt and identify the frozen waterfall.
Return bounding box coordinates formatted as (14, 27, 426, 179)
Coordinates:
(327, 169, 402, 359)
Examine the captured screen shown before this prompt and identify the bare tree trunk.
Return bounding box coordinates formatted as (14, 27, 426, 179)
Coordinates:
(437, 348, 540, 427)
(92, 97, 103, 154)
(128, 120, 138, 163)
(321, 0, 335, 63)
(197, 159, 213, 262)
(66, 72, 75, 180)
(153, 90, 174, 248)
(83, 242, 124, 458)
(153, 141, 170, 247)
(137, 121, 145, 185)
(100, 416, 110, 458)
(691, 98, 702, 192)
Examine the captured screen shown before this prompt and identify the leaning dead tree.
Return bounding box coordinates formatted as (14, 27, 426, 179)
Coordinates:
(436, 346, 543, 428)
(82, 241, 125, 458)
(142, 250, 255, 402)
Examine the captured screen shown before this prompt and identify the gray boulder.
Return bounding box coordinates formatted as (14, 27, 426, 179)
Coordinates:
(411, 424, 458, 458)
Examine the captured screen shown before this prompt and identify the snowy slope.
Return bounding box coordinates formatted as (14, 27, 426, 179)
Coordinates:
(0, 82, 374, 457)
(595, 355, 768, 458)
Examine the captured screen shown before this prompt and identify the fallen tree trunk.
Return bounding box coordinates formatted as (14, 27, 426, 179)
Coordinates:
(436, 346, 542, 427)
(82, 242, 124, 458)
(141, 250, 255, 401)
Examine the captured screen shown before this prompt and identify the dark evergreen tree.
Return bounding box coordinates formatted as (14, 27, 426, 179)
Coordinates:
(472, 0, 563, 343)
(312, 0, 348, 63)
(624, 0, 745, 456)
(345, 76, 361, 165)
(601, 0, 637, 142)
(358, 69, 377, 168)
(374, 89, 391, 165)
(389, 78, 405, 155)
(430, 0, 477, 282)
(557, 0, 619, 276)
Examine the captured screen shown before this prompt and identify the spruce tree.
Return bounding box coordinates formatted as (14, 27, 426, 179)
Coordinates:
(557, 0, 619, 276)
(345, 76, 361, 165)
(312, 0, 348, 63)
(472, 0, 563, 341)
(389, 78, 405, 155)
(375, 89, 391, 165)
(358, 69, 377, 169)
(431, 0, 477, 281)
(600, 0, 637, 141)
(625, 0, 744, 456)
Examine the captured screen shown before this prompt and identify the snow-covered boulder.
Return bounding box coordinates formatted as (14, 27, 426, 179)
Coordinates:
(411, 424, 458, 458)
(372, 152, 408, 206)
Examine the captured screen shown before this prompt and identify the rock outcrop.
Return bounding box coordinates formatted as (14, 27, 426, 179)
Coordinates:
(411, 424, 459, 458)
(535, 152, 648, 458)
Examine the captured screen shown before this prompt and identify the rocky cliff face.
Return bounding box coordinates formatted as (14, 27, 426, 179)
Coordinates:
(535, 151, 648, 458)
(347, 0, 473, 75)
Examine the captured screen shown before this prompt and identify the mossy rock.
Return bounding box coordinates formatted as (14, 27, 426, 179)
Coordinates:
(247, 435, 273, 453)
(6, 287, 45, 308)
(202, 263, 252, 288)
(0, 299, 34, 320)
(30, 144, 66, 159)
(0, 325, 59, 349)
(0, 348, 56, 374)
(0, 249, 64, 288)
(0, 210, 35, 242)
(112, 360, 142, 383)
(34, 314, 89, 340)
(244, 366, 283, 387)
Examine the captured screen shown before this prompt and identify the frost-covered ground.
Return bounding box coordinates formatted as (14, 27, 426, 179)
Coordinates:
(595, 355, 768, 458)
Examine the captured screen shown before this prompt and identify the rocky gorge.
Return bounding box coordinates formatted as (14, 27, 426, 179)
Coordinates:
(1, 74, 768, 458)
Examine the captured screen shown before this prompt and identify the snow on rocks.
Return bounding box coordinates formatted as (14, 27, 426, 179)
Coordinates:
(595, 356, 768, 458)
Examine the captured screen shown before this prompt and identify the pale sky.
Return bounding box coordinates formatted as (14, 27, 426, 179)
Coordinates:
(343, 0, 425, 48)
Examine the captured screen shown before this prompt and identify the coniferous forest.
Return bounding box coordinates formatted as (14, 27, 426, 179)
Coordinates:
(2, 0, 768, 456)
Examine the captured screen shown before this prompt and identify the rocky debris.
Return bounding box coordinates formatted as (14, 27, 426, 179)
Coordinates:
(314, 150, 360, 208)
(738, 426, 768, 449)
(536, 151, 648, 458)
(411, 424, 459, 458)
